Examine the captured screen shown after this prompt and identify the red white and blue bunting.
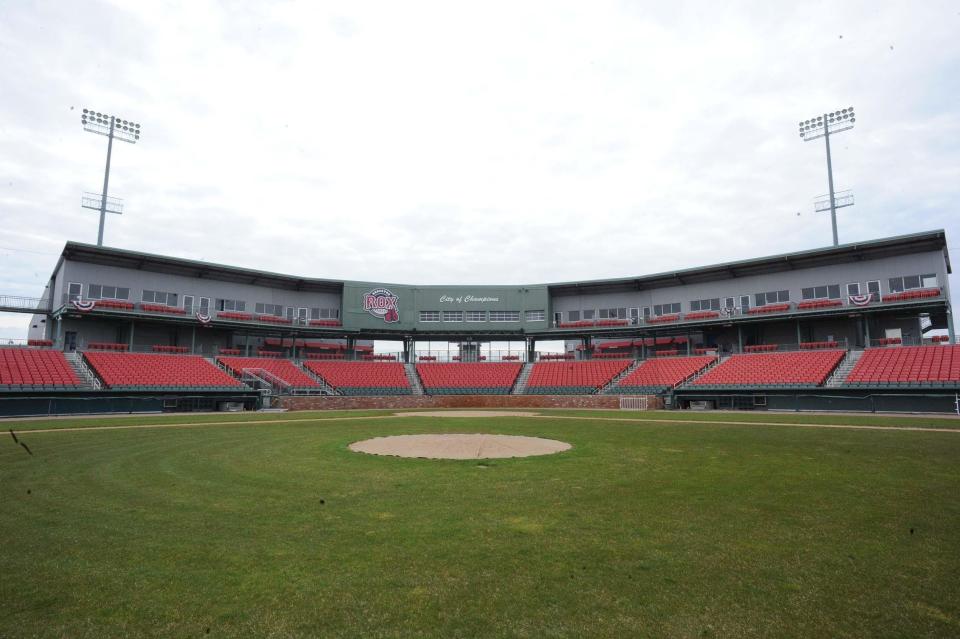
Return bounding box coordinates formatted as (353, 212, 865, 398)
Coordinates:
(848, 294, 872, 307)
(72, 299, 96, 312)
(196, 312, 212, 325)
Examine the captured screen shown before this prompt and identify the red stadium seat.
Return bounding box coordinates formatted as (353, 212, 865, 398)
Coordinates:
(83, 352, 243, 389)
(526, 360, 631, 394)
(612, 355, 716, 393)
(846, 345, 960, 386)
(218, 357, 321, 388)
(303, 361, 411, 395)
(692, 350, 844, 387)
(0, 348, 82, 388)
(416, 363, 522, 395)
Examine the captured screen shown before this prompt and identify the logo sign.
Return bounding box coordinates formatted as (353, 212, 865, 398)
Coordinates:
(363, 288, 400, 323)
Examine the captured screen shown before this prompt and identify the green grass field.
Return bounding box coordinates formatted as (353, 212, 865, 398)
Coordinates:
(2, 409, 959, 637)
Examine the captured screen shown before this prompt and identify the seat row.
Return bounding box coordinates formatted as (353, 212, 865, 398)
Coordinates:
(416, 363, 522, 394)
(846, 345, 960, 386)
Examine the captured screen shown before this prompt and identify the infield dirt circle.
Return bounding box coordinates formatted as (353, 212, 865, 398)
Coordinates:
(348, 433, 572, 460)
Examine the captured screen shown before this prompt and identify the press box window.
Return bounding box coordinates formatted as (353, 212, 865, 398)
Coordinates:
(599, 308, 627, 319)
(419, 311, 440, 322)
(653, 303, 681, 316)
(800, 285, 840, 300)
(217, 299, 246, 312)
(310, 307, 339, 319)
(889, 274, 938, 292)
(143, 290, 179, 306)
(255, 303, 284, 316)
(442, 311, 463, 322)
(525, 310, 545, 322)
(567, 310, 581, 322)
(465, 311, 486, 322)
(88, 284, 130, 301)
(690, 298, 720, 311)
(489, 311, 520, 322)
(754, 290, 789, 306)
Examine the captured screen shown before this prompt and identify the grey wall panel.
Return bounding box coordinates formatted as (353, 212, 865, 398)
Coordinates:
(550, 251, 947, 318)
(60, 261, 341, 313)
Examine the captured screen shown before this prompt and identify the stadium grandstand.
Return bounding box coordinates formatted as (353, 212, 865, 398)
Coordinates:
(0, 229, 956, 415)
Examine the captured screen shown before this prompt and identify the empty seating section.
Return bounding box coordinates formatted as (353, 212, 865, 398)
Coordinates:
(748, 303, 791, 314)
(304, 361, 411, 395)
(800, 341, 839, 349)
(416, 363, 522, 395)
(218, 357, 321, 388)
(613, 355, 716, 394)
(647, 314, 680, 324)
(141, 303, 186, 314)
(685, 311, 719, 320)
(846, 345, 960, 386)
(218, 311, 253, 321)
(83, 352, 242, 389)
(882, 288, 940, 303)
(257, 315, 292, 324)
(0, 348, 81, 389)
(526, 360, 631, 394)
(88, 342, 129, 351)
(797, 299, 842, 310)
(152, 345, 189, 353)
(744, 344, 778, 352)
(94, 300, 135, 310)
(692, 350, 844, 388)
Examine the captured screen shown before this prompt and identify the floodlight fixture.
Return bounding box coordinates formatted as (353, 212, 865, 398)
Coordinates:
(80, 108, 143, 245)
(797, 106, 855, 246)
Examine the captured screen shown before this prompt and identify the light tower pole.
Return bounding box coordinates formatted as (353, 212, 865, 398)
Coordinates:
(81, 109, 142, 246)
(798, 107, 855, 246)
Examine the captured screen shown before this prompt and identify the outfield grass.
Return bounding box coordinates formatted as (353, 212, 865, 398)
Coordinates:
(2, 412, 959, 637)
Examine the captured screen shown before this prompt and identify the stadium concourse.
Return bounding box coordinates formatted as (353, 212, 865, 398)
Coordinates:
(0, 230, 957, 415)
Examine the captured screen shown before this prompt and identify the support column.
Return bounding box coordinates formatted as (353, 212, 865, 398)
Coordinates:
(737, 325, 743, 353)
(403, 338, 411, 363)
(128, 320, 135, 351)
(526, 338, 535, 363)
(796, 320, 802, 346)
(55, 316, 62, 350)
(191, 326, 196, 354)
(863, 314, 871, 346)
(686, 334, 691, 355)
(245, 333, 250, 356)
(347, 337, 356, 361)
(947, 304, 956, 344)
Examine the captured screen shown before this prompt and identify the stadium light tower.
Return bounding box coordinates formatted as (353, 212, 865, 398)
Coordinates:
(81, 109, 142, 246)
(798, 106, 855, 247)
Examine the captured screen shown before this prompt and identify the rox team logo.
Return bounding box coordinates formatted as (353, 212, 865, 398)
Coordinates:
(363, 288, 400, 323)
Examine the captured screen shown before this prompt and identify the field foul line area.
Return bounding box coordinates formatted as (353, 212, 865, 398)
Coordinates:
(6, 412, 960, 435)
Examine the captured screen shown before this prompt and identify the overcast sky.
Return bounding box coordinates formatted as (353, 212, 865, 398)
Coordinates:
(1, 1, 958, 338)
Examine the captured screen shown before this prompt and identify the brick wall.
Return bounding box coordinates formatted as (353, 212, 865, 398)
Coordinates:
(277, 394, 663, 411)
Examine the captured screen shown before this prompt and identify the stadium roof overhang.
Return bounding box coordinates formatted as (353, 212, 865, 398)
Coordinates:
(547, 229, 951, 296)
(56, 242, 344, 294)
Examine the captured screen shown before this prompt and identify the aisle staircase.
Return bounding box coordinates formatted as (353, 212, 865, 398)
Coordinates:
(511, 363, 533, 395)
(825, 349, 864, 387)
(65, 352, 101, 390)
(404, 363, 425, 395)
(599, 359, 642, 394)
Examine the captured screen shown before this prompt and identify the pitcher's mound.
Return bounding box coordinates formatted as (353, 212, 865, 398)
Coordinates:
(349, 433, 571, 460)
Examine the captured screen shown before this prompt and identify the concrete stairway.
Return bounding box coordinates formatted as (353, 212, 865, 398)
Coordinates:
(825, 349, 864, 387)
(511, 363, 533, 395)
(600, 359, 642, 394)
(404, 363, 425, 395)
(65, 352, 101, 390)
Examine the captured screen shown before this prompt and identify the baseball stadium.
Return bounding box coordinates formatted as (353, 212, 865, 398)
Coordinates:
(3, 230, 959, 637)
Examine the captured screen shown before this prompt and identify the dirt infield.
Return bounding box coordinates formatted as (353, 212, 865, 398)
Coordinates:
(348, 433, 572, 459)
